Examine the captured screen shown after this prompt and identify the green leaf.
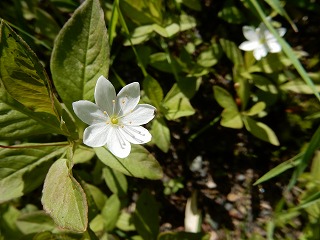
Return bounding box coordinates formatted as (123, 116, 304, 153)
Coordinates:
(196, 44, 222, 68)
(120, 0, 163, 25)
(143, 75, 163, 109)
(243, 102, 266, 116)
(84, 183, 107, 211)
(243, 116, 280, 146)
(116, 212, 136, 231)
(213, 85, 238, 110)
(0, 85, 63, 135)
(41, 158, 88, 232)
(123, 25, 153, 46)
(0, 20, 59, 116)
(0, 102, 51, 139)
(0, 145, 67, 203)
(162, 84, 195, 120)
(73, 146, 95, 164)
(219, 38, 244, 66)
(151, 117, 170, 153)
(102, 167, 128, 196)
(0, 205, 23, 239)
(101, 194, 121, 231)
(180, 0, 202, 11)
(254, 153, 303, 185)
(133, 189, 159, 240)
(51, 0, 110, 115)
(294, 125, 320, 181)
(213, 86, 243, 129)
(221, 108, 243, 129)
(16, 211, 55, 235)
(95, 145, 163, 180)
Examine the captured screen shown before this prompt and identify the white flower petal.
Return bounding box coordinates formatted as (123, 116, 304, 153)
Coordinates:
(83, 123, 110, 147)
(95, 76, 116, 116)
(120, 125, 152, 144)
(122, 104, 156, 126)
(278, 27, 286, 37)
(116, 82, 140, 116)
(239, 41, 260, 51)
(253, 46, 268, 60)
(242, 26, 259, 41)
(106, 127, 131, 158)
(73, 100, 107, 125)
(267, 40, 282, 53)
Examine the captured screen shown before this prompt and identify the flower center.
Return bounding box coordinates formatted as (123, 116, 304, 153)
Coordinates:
(111, 117, 118, 124)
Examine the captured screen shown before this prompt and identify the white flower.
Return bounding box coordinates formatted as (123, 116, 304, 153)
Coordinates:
(73, 76, 156, 158)
(239, 22, 286, 60)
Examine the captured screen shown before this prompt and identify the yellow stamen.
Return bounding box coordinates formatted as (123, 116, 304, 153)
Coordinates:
(111, 117, 118, 124)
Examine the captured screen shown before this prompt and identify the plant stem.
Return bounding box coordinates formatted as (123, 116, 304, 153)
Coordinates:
(188, 116, 220, 142)
(0, 142, 69, 149)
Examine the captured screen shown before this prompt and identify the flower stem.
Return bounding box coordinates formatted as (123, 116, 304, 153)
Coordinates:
(0, 142, 69, 149)
(188, 116, 220, 142)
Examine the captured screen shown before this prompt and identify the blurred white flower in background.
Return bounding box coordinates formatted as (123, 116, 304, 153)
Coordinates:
(73, 76, 156, 158)
(239, 22, 286, 60)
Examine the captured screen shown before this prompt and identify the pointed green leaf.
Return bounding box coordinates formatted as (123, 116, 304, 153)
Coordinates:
(151, 117, 170, 153)
(101, 194, 121, 231)
(0, 145, 67, 203)
(95, 145, 163, 180)
(214, 86, 243, 129)
(0, 85, 63, 135)
(243, 102, 266, 116)
(41, 158, 88, 232)
(221, 108, 243, 129)
(0, 102, 51, 139)
(213, 85, 238, 110)
(102, 167, 128, 196)
(243, 116, 280, 146)
(133, 189, 159, 240)
(219, 38, 244, 66)
(254, 153, 302, 185)
(16, 211, 55, 235)
(0, 20, 58, 116)
(120, 0, 163, 25)
(51, 0, 110, 114)
(143, 75, 163, 109)
(162, 84, 195, 120)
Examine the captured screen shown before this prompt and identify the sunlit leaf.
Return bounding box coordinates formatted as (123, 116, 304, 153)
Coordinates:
(41, 158, 88, 232)
(120, 0, 163, 25)
(0, 145, 67, 203)
(101, 194, 121, 232)
(162, 84, 195, 120)
(243, 116, 280, 146)
(0, 102, 51, 139)
(51, 0, 109, 116)
(243, 102, 266, 116)
(102, 167, 128, 196)
(16, 211, 55, 235)
(151, 117, 170, 153)
(143, 75, 163, 109)
(0, 20, 59, 116)
(95, 145, 163, 180)
(221, 108, 243, 129)
(254, 153, 302, 185)
(196, 44, 222, 67)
